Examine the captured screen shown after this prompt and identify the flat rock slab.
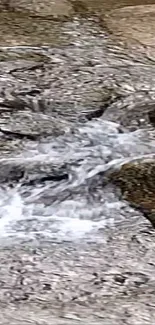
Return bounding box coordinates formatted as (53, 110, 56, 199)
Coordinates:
(0, 222, 155, 325)
(0, 110, 71, 137)
(0, 12, 70, 46)
(104, 4, 155, 56)
(6, 0, 73, 17)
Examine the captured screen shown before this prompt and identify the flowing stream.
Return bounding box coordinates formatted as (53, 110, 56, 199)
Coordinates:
(1, 6, 155, 324)
(0, 12, 154, 243)
(0, 117, 155, 241)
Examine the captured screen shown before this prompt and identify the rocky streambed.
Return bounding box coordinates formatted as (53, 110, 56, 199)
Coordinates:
(1, 1, 155, 324)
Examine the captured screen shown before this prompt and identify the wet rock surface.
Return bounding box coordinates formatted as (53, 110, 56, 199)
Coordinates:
(109, 158, 155, 229)
(110, 159, 155, 208)
(1, 1, 155, 324)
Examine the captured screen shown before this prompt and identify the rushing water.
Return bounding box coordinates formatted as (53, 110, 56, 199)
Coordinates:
(0, 117, 155, 241)
(0, 8, 155, 242)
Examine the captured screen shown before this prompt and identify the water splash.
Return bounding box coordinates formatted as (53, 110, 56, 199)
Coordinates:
(0, 119, 154, 240)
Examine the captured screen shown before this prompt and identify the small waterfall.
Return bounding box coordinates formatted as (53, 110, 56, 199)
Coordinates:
(0, 119, 154, 241)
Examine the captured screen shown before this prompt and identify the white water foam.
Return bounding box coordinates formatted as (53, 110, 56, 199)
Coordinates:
(0, 189, 23, 236)
(0, 120, 154, 241)
(0, 186, 137, 240)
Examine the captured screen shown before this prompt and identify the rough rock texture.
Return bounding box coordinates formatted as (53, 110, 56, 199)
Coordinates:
(104, 4, 155, 60)
(1, 219, 155, 325)
(111, 160, 155, 205)
(0, 1, 155, 325)
(110, 159, 155, 226)
(1, 0, 73, 17)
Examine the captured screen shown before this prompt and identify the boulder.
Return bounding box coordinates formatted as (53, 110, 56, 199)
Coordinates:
(110, 159, 155, 227)
(111, 160, 155, 209)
